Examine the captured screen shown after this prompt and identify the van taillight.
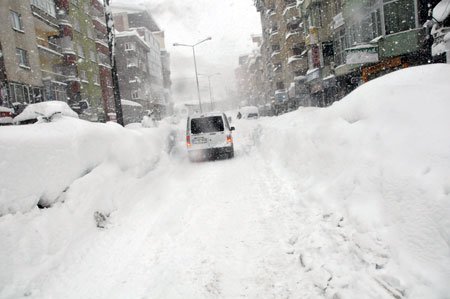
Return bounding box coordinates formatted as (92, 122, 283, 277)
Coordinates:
(227, 135, 232, 143)
(0, 111, 11, 118)
(186, 136, 191, 147)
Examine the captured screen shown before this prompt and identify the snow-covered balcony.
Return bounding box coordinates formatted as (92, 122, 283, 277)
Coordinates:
(282, 3, 297, 18)
(285, 29, 302, 42)
(287, 54, 307, 73)
(271, 50, 282, 62)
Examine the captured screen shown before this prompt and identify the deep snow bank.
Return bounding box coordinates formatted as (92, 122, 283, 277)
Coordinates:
(255, 64, 450, 297)
(0, 118, 177, 215)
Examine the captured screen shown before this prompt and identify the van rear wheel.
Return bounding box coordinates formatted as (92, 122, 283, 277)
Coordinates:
(228, 151, 234, 159)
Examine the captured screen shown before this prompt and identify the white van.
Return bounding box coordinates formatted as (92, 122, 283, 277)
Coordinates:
(239, 106, 259, 119)
(186, 112, 235, 161)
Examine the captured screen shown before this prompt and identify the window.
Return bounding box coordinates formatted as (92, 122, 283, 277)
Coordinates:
(276, 82, 284, 90)
(98, 52, 110, 66)
(125, 42, 136, 51)
(80, 70, 88, 82)
(10, 11, 23, 32)
(83, 3, 90, 15)
(383, 0, 416, 34)
(127, 58, 138, 67)
(73, 18, 81, 32)
(105, 76, 112, 87)
(87, 27, 94, 39)
(9, 83, 32, 104)
(190, 117, 225, 134)
(333, 27, 347, 66)
(30, 0, 56, 17)
(16, 48, 29, 67)
(77, 45, 85, 58)
(90, 50, 97, 62)
(292, 46, 303, 56)
(93, 73, 100, 85)
(132, 91, 139, 99)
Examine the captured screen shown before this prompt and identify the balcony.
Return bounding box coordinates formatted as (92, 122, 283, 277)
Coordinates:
(36, 37, 63, 57)
(282, 3, 297, 18)
(285, 29, 302, 42)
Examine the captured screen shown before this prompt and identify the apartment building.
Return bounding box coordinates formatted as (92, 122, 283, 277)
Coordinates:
(251, 0, 445, 114)
(68, 0, 104, 120)
(90, 0, 116, 120)
(253, 0, 310, 113)
(31, 0, 68, 104)
(115, 30, 152, 116)
(112, 7, 170, 119)
(0, 0, 115, 122)
(0, 1, 44, 109)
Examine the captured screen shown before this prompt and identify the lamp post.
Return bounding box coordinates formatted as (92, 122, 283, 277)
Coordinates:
(199, 73, 220, 111)
(173, 37, 212, 113)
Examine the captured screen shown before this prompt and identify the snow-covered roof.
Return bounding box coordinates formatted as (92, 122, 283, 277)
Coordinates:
(433, 0, 450, 22)
(116, 29, 151, 50)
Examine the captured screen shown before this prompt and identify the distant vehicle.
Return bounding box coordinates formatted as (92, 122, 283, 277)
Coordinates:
(0, 107, 13, 126)
(186, 112, 235, 162)
(239, 106, 259, 119)
(13, 101, 78, 125)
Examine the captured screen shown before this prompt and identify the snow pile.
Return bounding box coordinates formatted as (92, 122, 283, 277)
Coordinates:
(433, 0, 450, 22)
(254, 64, 450, 298)
(0, 118, 178, 215)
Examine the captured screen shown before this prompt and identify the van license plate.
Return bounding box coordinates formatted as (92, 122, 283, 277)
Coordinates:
(193, 137, 207, 144)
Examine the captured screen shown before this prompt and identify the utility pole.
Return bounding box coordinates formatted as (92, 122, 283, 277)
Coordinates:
(173, 37, 212, 113)
(199, 73, 220, 111)
(104, 0, 124, 125)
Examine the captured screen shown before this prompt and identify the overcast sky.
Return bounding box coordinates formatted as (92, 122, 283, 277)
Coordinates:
(115, 0, 262, 104)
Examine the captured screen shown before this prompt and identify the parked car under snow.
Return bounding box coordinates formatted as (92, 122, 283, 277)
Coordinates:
(13, 101, 79, 125)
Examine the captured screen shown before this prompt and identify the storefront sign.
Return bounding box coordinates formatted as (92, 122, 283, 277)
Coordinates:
(345, 45, 378, 65)
(312, 45, 321, 68)
(362, 56, 407, 82)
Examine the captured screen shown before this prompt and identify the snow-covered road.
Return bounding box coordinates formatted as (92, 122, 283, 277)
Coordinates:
(24, 124, 321, 298)
(1, 65, 450, 298)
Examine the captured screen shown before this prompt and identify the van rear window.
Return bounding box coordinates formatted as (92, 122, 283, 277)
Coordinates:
(191, 116, 224, 134)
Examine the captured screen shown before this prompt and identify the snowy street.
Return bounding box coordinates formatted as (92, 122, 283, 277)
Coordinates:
(1, 65, 450, 298)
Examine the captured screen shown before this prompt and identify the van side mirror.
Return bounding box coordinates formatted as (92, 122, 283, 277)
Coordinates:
(231, 127, 235, 131)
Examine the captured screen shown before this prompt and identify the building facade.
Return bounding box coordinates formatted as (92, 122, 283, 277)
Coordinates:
(0, 0, 115, 122)
(0, 1, 44, 110)
(249, 0, 446, 115)
(115, 30, 152, 118)
(112, 7, 171, 119)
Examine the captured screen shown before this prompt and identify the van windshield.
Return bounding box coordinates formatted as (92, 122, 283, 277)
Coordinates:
(191, 116, 224, 134)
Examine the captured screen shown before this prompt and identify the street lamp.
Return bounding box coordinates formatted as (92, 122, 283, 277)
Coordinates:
(199, 73, 220, 111)
(173, 37, 212, 113)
